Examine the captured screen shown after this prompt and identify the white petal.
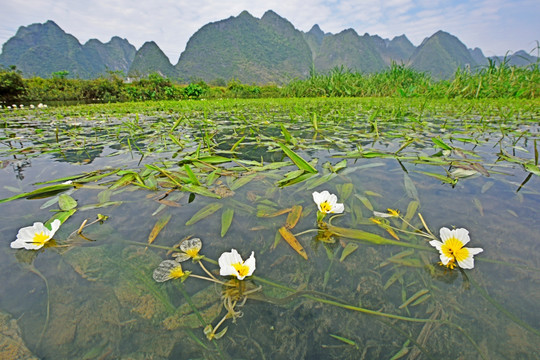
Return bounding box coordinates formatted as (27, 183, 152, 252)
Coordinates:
(429, 240, 443, 250)
(243, 251, 256, 277)
(312, 191, 323, 204)
(220, 265, 238, 277)
(32, 222, 48, 235)
(467, 247, 483, 256)
(218, 249, 243, 275)
(454, 228, 470, 246)
(332, 203, 345, 214)
(457, 256, 475, 269)
(10, 240, 26, 249)
(327, 193, 338, 205)
(439, 253, 452, 265)
(48, 219, 61, 237)
(439, 227, 452, 242)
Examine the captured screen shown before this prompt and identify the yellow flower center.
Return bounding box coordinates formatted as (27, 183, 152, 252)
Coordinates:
(441, 237, 470, 264)
(32, 232, 50, 246)
(169, 266, 185, 279)
(320, 201, 332, 213)
(233, 262, 250, 277)
(185, 248, 199, 258)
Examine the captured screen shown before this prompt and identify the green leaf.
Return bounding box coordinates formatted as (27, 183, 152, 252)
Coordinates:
(185, 203, 223, 226)
(0, 183, 74, 204)
(277, 142, 317, 173)
(230, 173, 257, 191)
(58, 194, 78, 211)
(432, 137, 453, 150)
(182, 183, 221, 199)
(329, 334, 357, 346)
(45, 209, 76, 228)
(221, 208, 234, 237)
(184, 164, 201, 185)
(339, 243, 359, 262)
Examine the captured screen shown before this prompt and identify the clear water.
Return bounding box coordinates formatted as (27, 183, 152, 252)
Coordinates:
(0, 99, 539, 359)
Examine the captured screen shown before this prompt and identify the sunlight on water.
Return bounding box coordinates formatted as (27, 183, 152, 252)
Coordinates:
(0, 99, 539, 359)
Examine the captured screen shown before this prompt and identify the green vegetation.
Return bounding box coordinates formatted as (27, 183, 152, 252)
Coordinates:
(1, 59, 538, 105)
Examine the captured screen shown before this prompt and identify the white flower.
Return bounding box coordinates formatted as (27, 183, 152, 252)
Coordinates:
(429, 227, 483, 269)
(11, 219, 61, 250)
(312, 190, 344, 214)
(219, 249, 256, 280)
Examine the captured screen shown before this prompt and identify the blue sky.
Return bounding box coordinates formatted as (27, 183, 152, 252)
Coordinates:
(0, 0, 538, 62)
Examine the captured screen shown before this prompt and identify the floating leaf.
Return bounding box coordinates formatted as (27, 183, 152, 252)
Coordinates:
(78, 201, 122, 211)
(186, 203, 223, 226)
(0, 183, 74, 203)
(184, 164, 200, 185)
(221, 207, 234, 237)
(58, 194, 78, 211)
(278, 226, 308, 260)
(45, 209, 76, 228)
(432, 137, 452, 150)
(182, 183, 221, 199)
(148, 214, 172, 244)
(339, 243, 359, 262)
(277, 142, 317, 173)
(285, 205, 302, 229)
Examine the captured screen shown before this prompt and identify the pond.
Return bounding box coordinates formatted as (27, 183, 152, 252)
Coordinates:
(0, 98, 539, 359)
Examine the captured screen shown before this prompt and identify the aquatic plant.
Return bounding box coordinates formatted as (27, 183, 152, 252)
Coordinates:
(429, 227, 483, 269)
(218, 249, 256, 280)
(10, 219, 61, 250)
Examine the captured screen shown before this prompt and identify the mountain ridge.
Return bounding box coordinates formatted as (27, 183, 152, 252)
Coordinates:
(0, 12, 536, 83)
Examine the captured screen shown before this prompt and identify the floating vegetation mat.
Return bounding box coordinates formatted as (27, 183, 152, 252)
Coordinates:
(0, 98, 539, 359)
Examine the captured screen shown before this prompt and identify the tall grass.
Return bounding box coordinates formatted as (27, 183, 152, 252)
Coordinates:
(283, 60, 539, 99)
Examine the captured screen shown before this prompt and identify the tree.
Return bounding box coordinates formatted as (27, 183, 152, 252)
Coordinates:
(0, 67, 26, 103)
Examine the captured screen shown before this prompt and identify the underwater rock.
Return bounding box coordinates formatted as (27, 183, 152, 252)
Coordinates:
(0, 312, 38, 360)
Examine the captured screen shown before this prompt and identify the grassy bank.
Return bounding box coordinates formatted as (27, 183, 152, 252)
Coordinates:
(1, 60, 538, 105)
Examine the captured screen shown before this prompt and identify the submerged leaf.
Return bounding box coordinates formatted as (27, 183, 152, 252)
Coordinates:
(339, 243, 359, 262)
(278, 226, 308, 260)
(285, 205, 302, 229)
(186, 203, 223, 226)
(221, 207, 234, 237)
(148, 214, 172, 244)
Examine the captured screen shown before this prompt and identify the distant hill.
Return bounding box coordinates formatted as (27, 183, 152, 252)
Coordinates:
(175, 10, 312, 83)
(490, 50, 539, 67)
(0, 20, 135, 78)
(409, 30, 481, 79)
(1, 11, 536, 82)
(128, 41, 177, 78)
